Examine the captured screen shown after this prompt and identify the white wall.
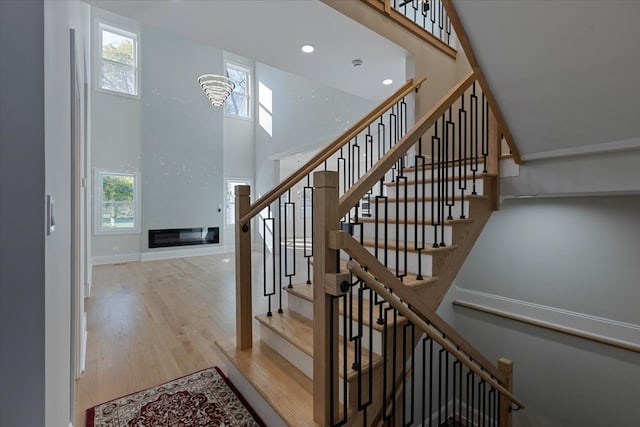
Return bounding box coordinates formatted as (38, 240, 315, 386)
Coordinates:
(254, 61, 376, 199)
(90, 7, 142, 262)
(44, 0, 91, 426)
(0, 1, 45, 425)
(140, 25, 225, 255)
(453, 195, 640, 426)
(502, 149, 640, 197)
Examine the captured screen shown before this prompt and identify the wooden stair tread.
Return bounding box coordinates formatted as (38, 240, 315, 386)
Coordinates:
(384, 172, 492, 186)
(403, 158, 485, 173)
(358, 216, 473, 226)
(373, 194, 487, 203)
(256, 309, 382, 380)
(285, 284, 411, 331)
(216, 339, 315, 427)
(362, 238, 458, 254)
(308, 259, 438, 288)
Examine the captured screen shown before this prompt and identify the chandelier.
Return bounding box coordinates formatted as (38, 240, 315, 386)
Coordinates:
(197, 74, 235, 107)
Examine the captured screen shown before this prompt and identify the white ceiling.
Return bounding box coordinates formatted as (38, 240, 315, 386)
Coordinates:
(86, 0, 409, 102)
(454, 0, 640, 159)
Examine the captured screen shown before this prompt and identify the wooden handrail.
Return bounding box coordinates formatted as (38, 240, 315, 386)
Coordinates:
(239, 77, 426, 226)
(346, 258, 525, 410)
(338, 72, 476, 218)
(441, 0, 522, 164)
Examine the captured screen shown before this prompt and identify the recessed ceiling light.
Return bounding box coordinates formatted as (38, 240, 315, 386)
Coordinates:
(382, 79, 393, 86)
(301, 44, 315, 54)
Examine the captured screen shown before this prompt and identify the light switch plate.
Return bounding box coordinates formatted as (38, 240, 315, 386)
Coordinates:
(46, 194, 55, 235)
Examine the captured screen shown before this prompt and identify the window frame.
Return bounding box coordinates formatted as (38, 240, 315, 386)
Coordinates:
(94, 169, 141, 235)
(96, 22, 140, 98)
(224, 61, 252, 120)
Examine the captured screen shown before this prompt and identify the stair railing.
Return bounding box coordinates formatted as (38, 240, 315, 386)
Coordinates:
(360, 0, 457, 57)
(347, 259, 523, 424)
(234, 77, 425, 351)
(311, 71, 524, 425)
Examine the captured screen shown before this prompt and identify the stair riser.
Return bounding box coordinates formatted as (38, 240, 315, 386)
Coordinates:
(364, 246, 433, 277)
(373, 200, 470, 221)
(384, 178, 484, 199)
(361, 221, 453, 247)
(259, 324, 365, 406)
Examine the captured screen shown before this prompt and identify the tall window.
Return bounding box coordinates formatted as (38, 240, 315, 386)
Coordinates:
(225, 62, 251, 119)
(99, 23, 138, 96)
(225, 178, 252, 226)
(95, 170, 140, 234)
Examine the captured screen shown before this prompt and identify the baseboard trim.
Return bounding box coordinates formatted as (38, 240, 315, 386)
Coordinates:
(91, 253, 140, 265)
(140, 245, 233, 261)
(454, 287, 640, 353)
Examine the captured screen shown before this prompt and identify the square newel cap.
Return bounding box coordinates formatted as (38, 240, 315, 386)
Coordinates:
(313, 170, 339, 188)
(235, 185, 251, 196)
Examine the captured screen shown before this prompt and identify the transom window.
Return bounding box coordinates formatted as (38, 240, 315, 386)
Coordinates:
(225, 62, 252, 119)
(98, 23, 138, 96)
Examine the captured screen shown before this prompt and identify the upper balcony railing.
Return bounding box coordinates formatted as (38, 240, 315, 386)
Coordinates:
(361, 0, 457, 57)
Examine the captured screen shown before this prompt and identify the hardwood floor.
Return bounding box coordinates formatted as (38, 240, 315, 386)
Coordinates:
(75, 252, 269, 427)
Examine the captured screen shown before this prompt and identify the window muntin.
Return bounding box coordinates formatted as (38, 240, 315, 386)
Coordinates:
(99, 23, 138, 96)
(225, 63, 251, 119)
(95, 170, 140, 234)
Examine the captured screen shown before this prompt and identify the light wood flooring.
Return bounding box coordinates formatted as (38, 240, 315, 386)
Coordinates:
(75, 252, 270, 427)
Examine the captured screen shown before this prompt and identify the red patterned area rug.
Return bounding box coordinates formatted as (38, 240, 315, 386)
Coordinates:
(86, 367, 266, 427)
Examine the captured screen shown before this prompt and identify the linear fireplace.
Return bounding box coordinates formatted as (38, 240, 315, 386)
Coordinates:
(148, 227, 219, 248)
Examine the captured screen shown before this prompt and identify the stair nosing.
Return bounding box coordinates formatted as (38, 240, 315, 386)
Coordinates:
(383, 172, 492, 187)
(357, 216, 473, 225)
(373, 194, 487, 203)
(285, 284, 418, 331)
(362, 238, 458, 254)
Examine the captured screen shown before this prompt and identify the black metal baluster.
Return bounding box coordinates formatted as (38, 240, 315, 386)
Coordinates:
(263, 205, 275, 316)
(480, 380, 486, 427)
(402, 322, 408, 426)
(439, 115, 446, 247)
(303, 175, 313, 284)
(431, 122, 439, 248)
(429, 337, 434, 427)
(444, 344, 449, 422)
(284, 189, 295, 292)
(382, 307, 390, 421)
(414, 138, 425, 280)
(421, 337, 427, 426)
(471, 82, 479, 195)
(342, 294, 348, 424)
(445, 107, 455, 222)
(457, 360, 463, 425)
(482, 94, 488, 173)
(458, 92, 468, 219)
(438, 347, 444, 426)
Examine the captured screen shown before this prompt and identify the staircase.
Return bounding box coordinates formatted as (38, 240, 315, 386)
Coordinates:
(217, 1, 525, 426)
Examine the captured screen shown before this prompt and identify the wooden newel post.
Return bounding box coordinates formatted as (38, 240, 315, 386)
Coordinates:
(498, 357, 514, 427)
(312, 171, 340, 426)
(487, 110, 501, 210)
(235, 185, 252, 351)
